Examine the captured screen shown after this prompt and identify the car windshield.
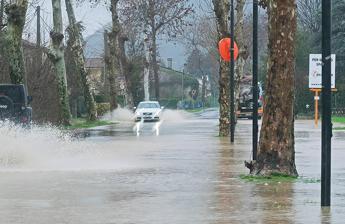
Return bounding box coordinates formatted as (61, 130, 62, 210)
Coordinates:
(0, 85, 25, 104)
(138, 102, 160, 109)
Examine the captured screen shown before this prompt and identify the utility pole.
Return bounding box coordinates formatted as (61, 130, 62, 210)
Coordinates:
(36, 5, 42, 68)
(36, 6, 41, 47)
(182, 64, 185, 106)
(230, 0, 235, 143)
(321, 0, 332, 207)
(0, 0, 4, 29)
(252, 0, 259, 160)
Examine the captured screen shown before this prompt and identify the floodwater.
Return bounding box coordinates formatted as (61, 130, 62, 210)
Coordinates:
(0, 109, 345, 223)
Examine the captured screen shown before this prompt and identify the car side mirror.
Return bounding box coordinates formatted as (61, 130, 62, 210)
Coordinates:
(27, 96, 33, 103)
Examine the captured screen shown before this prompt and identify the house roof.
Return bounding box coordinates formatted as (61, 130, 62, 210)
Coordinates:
(85, 58, 104, 68)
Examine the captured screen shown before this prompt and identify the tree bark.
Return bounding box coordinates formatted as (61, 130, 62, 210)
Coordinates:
(213, 0, 230, 137)
(234, 0, 248, 111)
(4, 0, 28, 84)
(47, 0, 71, 125)
(65, 0, 97, 121)
(246, 0, 298, 176)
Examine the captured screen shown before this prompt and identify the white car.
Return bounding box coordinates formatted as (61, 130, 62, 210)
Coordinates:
(134, 101, 163, 122)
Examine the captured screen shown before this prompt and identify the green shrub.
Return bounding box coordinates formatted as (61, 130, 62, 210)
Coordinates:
(97, 103, 110, 117)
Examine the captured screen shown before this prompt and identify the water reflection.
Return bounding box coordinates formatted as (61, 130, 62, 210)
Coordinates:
(256, 182, 294, 224)
(133, 120, 162, 136)
(212, 138, 259, 224)
(321, 207, 332, 223)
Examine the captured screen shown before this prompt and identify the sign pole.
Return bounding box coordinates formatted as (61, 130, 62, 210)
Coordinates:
(230, 0, 235, 143)
(252, 0, 259, 160)
(321, 0, 332, 207)
(314, 90, 319, 128)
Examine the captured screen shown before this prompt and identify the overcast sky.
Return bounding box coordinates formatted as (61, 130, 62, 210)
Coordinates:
(23, 0, 254, 70)
(24, 1, 111, 43)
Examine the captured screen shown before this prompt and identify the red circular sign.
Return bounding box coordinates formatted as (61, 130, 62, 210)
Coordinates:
(218, 38, 239, 61)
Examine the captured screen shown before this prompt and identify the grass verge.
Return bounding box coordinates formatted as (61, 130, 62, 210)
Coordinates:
(239, 174, 320, 184)
(66, 118, 116, 130)
(186, 108, 204, 113)
(332, 116, 345, 123)
(332, 116, 345, 130)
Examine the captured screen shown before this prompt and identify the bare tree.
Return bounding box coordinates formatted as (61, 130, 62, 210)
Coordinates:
(297, 0, 321, 33)
(121, 0, 193, 101)
(3, 0, 28, 84)
(46, 0, 72, 125)
(246, 0, 298, 176)
(65, 0, 97, 121)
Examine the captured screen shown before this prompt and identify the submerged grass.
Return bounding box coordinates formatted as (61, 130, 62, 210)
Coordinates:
(239, 173, 297, 183)
(66, 118, 116, 130)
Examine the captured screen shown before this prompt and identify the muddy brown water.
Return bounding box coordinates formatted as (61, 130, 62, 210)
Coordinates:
(0, 110, 344, 223)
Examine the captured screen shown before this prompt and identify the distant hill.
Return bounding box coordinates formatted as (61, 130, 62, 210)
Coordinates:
(85, 30, 104, 59)
(83, 1, 256, 70)
(84, 29, 187, 71)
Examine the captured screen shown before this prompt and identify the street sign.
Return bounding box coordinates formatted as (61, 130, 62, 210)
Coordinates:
(309, 54, 336, 89)
(218, 38, 239, 62)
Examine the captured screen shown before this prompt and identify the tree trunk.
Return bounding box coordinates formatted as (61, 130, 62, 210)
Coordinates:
(201, 75, 207, 106)
(213, 0, 230, 137)
(234, 0, 248, 112)
(246, 0, 298, 176)
(103, 30, 116, 111)
(65, 0, 97, 121)
(4, 0, 28, 84)
(151, 31, 160, 101)
(118, 35, 134, 109)
(106, 0, 122, 111)
(107, 32, 119, 111)
(46, 0, 71, 125)
(143, 35, 150, 101)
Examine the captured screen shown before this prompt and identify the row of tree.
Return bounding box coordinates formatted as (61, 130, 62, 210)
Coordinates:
(185, 0, 344, 176)
(208, 0, 298, 176)
(0, 0, 194, 125)
(0, 0, 97, 125)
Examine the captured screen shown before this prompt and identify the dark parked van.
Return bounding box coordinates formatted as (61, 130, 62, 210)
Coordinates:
(0, 84, 32, 126)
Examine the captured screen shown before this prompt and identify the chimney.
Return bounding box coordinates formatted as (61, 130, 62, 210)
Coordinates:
(167, 58, 173, 69)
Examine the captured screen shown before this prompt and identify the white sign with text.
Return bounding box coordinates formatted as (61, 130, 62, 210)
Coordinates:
(309, 54, 336, 89)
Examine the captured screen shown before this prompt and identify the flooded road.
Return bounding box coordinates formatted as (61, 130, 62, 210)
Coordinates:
(0, 109, 345, 223)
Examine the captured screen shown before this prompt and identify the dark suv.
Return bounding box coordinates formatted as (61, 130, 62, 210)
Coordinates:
(0, 84, 32, 126)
